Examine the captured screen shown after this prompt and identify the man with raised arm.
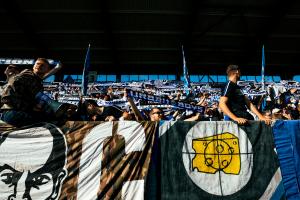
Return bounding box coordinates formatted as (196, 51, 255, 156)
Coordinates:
(0, 58, 62, 127)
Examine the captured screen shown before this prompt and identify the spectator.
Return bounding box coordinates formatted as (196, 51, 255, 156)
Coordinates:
(119, 111, 135, 121)
(0, 65, 22, 110)
(219, 65, 271, 125)
(149, 107, 165, 121)
(197, 92, 209, 106)
(272, 108, 283, 120)
(281, 88, 298, 108)
(0, 58, 62, 127)
(4, 65, 21, 81)
(184, 112, 201, 121)
(262, 110, 272, 120)
(83, 99, 123, 121)
(282, 107, 294, 120)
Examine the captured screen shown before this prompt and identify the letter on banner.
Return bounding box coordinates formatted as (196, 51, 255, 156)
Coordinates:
(148, 95, 154, 101)
(178, 102, 185, 108)
(191, 104, 198, 110)
(130, 90, 139, 98)
(155, 96, 162, 104)
(139, 93, 148, 100)
(77, 122, 146, 200)
(4, 59, 11, 64)
(23, 59, 34, 65)
(11, 59, 23, 65)
(184, 103, 191, 109)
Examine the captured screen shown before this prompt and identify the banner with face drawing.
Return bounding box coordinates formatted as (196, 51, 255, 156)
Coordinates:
(0, 121, 157, 200)
(0, 123, 67, 200)
(0, 120, 292, 200)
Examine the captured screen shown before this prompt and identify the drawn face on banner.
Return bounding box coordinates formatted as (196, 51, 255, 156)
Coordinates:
(0, 124, 67, 200)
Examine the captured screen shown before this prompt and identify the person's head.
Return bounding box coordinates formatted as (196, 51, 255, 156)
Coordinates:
(289, 88, 297, 94)
(83, 99, 99, 116)
(53, 92, 59, 100)
(211, 101, 219, 109)
(272, 108, 283, 119)
(33, 58, 50, 78)
(4, 65, 20, 80)
(226, 65, 241, 81)
(204, 92, 210, 98)
(262, 110, 272, 120)
(121, 111, 134, 121)
(0, 123, 67, 200)
(107, 87, 113, 94)
(149, 107, 164, 121)
(103, 95, 111, 101)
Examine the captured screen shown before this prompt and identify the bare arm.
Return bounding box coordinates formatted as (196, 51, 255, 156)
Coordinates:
(219, 96, 238, 121)
(184, 113, 200, 121)
(256, 95, 265, 110)
(245, 96, 271, 125)
(122, 88, 145, 121)
(196, 97, 206, 106)
(42, 62, 62, 80)
(219, 96, 248, 124)
(245, 97, 263, 119)
(127, 96, 145, 121)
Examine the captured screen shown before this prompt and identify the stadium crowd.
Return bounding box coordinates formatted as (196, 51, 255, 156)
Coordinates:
(43, 77, 300, 123)
(0, 61, 299, 127)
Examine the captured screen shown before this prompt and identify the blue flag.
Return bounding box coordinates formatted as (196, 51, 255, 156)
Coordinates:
(273, 120, 300, 200)
(82, 44, 91, 96)
(182, 46, 190, 94)
(261, 45, 265, 91)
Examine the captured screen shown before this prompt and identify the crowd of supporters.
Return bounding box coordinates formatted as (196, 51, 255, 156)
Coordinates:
(0, 62, 299, 127)
(40, 79, 300, 123)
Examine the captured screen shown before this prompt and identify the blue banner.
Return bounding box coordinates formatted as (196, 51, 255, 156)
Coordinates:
(273, 120, 300, 200)
(128, 90, 204, 113)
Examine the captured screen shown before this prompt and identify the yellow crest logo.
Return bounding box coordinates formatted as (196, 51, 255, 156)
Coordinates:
(192, 132, 241, 175)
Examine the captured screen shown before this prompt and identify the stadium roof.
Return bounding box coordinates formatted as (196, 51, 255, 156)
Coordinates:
(0, 0, 299, 78)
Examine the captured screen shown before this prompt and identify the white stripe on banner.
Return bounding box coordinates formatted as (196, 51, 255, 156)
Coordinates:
(259, 168, 282, 200)
(77, 123, 109, 200)
(122, 180, 144, 200)
(159, 121, 176, 137)
(77, 121, 146, 200)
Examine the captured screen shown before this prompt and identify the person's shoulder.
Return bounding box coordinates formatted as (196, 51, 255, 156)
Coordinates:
(222, 81, 234, 96)
(13, 69, 40, 85)
(224, 80, 235, 87)
(19, 69, 33, 75)
(18, 69, 41, 80)
(14, 69, 33, 78)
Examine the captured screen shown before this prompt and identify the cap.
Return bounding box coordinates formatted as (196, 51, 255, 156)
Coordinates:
(272, 108, 281, 114)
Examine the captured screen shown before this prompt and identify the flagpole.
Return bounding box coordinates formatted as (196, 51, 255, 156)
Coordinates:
(82, 44, 91, 96)
(261, 45, 265, 91)
(182, 45, 190, 95)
